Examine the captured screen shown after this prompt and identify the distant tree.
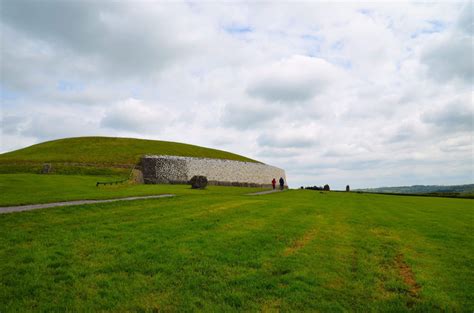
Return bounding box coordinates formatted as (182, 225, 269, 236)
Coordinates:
(323, 184, 330, 191)
(346, 185, 350, 192)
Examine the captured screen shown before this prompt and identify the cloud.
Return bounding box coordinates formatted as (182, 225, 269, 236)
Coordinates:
(421, 100, 473, 132)
(1, 1, 472, 189)
(457, 2, 473, 35)
(422, 35, 473, 83)
(247, 55, 343, 103)
(1, 115, 28, 135)
(2, 108, 100, 141)
(220, 100, 278, 130)
(1, 0, 196, 81)
(421, 4, 473, 83)
(257, 133, 318, 148)
(101, 98, 171, 132)
(256, 148, 300, 158)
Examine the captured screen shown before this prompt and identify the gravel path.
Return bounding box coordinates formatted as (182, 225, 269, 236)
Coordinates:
(0, 194, 175, 214)
(246, 189, 284, 196)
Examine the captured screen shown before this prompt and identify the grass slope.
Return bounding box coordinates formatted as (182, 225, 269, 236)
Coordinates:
(0, 178, 472, 312)
(0, 136, 258, 166)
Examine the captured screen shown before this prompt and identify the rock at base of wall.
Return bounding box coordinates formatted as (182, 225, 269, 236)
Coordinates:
(190, 175, 208, 189)
(131, 169, 144, 184)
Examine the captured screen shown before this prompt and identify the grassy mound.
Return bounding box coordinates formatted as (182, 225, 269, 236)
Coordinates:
(0, 136, 259, 174)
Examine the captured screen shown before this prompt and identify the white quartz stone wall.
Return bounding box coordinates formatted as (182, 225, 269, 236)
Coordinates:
(142, 155, 287, 187)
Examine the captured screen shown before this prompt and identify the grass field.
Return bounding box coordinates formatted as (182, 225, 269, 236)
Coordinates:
(1, 174, 472, 312)
(0, 174, 265, 206)
(0, 136, 258, 166)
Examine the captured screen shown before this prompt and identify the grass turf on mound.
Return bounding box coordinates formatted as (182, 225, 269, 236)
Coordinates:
(0, 183, 472, 311)
(0, 136, 259, 166)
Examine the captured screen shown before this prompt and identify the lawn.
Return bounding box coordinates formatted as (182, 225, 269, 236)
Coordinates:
(0, 174, 265, 206)
(0, 176, 473, 312)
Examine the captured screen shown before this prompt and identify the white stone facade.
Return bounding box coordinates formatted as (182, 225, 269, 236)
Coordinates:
(141, 155, 287, 187)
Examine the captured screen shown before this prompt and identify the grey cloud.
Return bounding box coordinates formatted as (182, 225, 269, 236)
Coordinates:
(101, 113, 147, 132)
(2, 0, 190, 79)
(440, 137, 472, 153)
(220, 103, 278, 130)
(17, 113, 98, 140)
(257, 134, 317, 148)
(422, 35, 473, 83)
(46, 86, 127, 106)
(0, 25, 60, 92)
(385, 124, 419, 144)
(457, 2, 473, 35)
(256, 148, 300, 158)
(1, 115, 28, 134)
(421, 101, 473, 132)
(421, 4, 473, 83)
(323, 144, 370, 157)
(100, 99, 167, 132)
(2, 0, 106, 51)
(248, 79, 318, 103)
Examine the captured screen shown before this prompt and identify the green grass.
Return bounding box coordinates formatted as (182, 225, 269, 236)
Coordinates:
(0, 174, 264, 206)
(0, 136, 258, 165)
(1, 175, 473, 312)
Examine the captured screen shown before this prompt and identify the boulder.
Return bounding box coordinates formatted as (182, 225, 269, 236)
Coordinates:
(41, 163, 52, 174)
(189, 175, 208, 189)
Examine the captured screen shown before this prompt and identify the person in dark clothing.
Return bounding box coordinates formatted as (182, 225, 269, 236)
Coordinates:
(279, 177, 284, 190)
(272, 178, 276, 190)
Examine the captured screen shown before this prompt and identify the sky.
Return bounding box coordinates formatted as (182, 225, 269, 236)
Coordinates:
(1, 0, 472, 189)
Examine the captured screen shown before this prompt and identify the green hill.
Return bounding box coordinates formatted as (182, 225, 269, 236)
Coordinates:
(0, 136, 259, 175)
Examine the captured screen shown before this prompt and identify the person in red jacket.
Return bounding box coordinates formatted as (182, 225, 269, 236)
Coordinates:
(271, 178, 276, 190)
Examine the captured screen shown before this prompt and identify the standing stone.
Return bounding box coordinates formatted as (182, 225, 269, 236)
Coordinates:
(346, 185, 350, 192)
(41, 163, 52, 174)
(189, 175, 208, 189)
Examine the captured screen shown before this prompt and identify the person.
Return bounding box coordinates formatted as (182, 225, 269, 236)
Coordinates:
(279, 177, 284, 190)
(272, 178, 276, 190)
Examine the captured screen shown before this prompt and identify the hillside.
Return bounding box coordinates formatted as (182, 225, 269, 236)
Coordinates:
(0, 137, 259, 175)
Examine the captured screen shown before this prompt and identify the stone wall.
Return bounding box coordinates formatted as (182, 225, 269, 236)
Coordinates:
(141, 155, 287, 188)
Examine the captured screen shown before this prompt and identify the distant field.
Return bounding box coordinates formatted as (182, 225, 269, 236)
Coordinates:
(356, 184, 474, 199)
(1, 176, 472, 312)
(0, 136, 259, 174)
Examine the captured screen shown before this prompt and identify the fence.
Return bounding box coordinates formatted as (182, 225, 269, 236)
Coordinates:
(96, 165, 136, 187)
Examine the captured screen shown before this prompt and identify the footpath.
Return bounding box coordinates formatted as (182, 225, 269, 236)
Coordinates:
(0, 194, 175, 214)
(247, 189, 285, 196)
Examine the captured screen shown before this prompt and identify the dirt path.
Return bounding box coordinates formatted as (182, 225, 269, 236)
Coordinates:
(0, 194, 175, 214)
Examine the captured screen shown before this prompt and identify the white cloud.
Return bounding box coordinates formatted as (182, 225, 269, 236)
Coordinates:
(247, 55, 344, 103)
(101, 98, 171, 132)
